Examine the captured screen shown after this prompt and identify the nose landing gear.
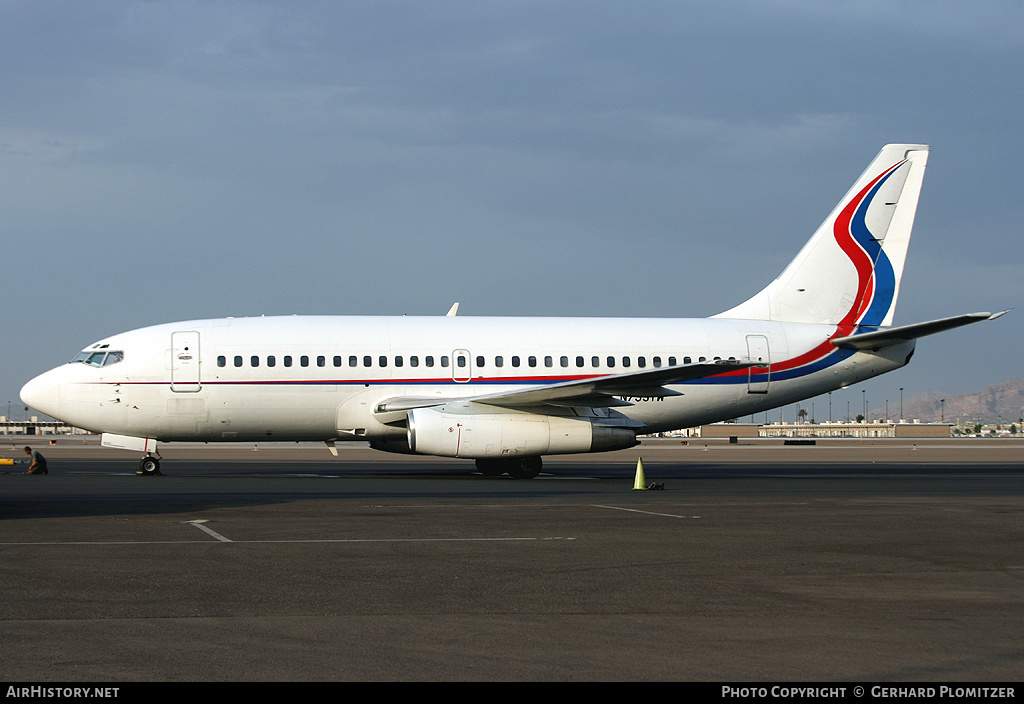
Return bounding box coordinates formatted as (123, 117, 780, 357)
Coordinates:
(138, 455, 162, 476)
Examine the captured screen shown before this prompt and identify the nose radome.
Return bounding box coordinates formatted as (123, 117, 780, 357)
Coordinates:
(20, 370, 61, 418)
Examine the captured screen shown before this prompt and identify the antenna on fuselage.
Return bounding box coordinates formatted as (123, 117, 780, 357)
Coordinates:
(446, 302, 460, 317)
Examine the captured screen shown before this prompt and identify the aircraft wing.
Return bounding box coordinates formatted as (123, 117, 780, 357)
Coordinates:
(831, 311, 1008, 351)
(470, 358, 756, 407)
(373, 358, 757, 415)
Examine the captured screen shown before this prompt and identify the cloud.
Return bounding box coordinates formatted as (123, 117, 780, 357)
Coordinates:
(2, 0, 1021, 410)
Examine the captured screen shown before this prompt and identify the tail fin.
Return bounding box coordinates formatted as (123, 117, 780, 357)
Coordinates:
(714, 144, 929, 329)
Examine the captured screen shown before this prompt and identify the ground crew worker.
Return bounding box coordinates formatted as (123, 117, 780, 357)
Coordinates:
(24, 446, 48, 474)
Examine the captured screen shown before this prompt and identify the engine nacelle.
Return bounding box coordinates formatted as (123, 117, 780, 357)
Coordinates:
(407, 406, 638, 459)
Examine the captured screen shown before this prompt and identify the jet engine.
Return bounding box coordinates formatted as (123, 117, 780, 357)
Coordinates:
(407, 406, 638, 459)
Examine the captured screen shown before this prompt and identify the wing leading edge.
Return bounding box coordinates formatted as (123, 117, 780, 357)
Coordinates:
(373, 358, 757, 416)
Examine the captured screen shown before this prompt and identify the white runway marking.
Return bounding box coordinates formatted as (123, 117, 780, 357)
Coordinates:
(592, 504, 701, 519)
(0, 536, 575, 546)
(188, 519, 233, 542)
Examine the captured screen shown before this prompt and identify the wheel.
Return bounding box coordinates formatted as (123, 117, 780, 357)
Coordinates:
(507, 456, 542, 480)
(475, 458, 506, 476)
(139, 456, 161, 476)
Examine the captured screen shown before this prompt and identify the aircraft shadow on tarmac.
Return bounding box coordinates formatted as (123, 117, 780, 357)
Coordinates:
(2, 457, 1023, 520)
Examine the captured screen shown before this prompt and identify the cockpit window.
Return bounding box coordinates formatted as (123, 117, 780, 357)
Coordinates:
(71, 350, 124, 367)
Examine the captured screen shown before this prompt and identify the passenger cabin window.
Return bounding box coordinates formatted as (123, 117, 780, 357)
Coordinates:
(218, 356, 226, 367)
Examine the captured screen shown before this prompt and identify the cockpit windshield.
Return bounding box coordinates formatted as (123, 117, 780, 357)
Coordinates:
(71, 349, 124, 367)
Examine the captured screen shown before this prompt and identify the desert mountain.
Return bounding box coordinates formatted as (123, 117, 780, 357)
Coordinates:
(869, 378, 1024, 425)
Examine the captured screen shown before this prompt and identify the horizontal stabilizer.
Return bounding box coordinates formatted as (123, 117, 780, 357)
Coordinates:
(831, 311, 1008, 351)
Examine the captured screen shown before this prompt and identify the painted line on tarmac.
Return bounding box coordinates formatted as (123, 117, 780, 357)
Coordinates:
(592, 504, 701, 519)
(237, 536, 576, 544)
(0, 536, 575, 546)
(188, 519, 233, 542)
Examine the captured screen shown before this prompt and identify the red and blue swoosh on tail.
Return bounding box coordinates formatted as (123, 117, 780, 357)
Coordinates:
(834, 159, 905, 331)
(707, 158, 908, 386)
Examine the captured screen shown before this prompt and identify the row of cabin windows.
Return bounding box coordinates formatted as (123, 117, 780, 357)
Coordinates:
(216, 354, 708, 370)
(217, 354, 455, 369)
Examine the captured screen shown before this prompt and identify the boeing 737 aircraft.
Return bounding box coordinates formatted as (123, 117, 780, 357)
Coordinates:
(20, 144, 1006, 477)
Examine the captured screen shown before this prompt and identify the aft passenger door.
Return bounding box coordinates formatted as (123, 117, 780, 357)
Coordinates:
(171, 331, 201, 392)
(746, 335, 770, 394)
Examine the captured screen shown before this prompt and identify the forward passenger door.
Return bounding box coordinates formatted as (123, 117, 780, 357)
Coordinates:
(171, 331, 201, 392)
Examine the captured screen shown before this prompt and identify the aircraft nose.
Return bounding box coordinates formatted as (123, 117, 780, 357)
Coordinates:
(20, 370, 61, 418)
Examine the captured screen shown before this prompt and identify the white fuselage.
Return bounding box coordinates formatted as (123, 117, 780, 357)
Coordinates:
(21, 145, 995, 474)
(21, 314, 912, 450)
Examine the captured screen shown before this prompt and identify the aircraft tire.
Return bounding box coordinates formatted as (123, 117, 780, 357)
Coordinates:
(507, 456, 542, 480)
(475, 458, 506, 477)
(139, 456, 161, 476)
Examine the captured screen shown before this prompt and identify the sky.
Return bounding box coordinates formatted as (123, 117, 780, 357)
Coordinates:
(2, 0, 1021, 422)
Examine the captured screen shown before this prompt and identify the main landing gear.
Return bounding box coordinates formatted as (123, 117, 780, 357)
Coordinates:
(138, 455, 162, 476)
(475, 456, 543, 480)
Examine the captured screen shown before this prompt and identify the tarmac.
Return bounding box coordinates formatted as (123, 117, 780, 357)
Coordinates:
(1, 436, 1022, 682)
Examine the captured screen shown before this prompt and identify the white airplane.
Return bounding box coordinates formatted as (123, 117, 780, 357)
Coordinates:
(21, 144, 1006, 478)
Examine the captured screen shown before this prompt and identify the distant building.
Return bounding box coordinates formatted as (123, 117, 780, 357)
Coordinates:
(697, 424, 760, 438)
(1, 416, 91, 436)
(665, 421, 952, 439)
(759, 421, 950, 438)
